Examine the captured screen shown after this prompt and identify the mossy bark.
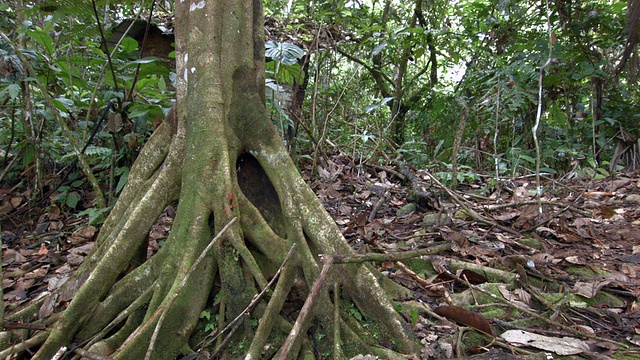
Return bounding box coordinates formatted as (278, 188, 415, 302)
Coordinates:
(3, 1, 420, 359)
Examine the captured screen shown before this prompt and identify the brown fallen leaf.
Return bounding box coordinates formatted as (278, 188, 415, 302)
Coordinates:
(457, 269, 487, 285)
(572, 279, 614, 299)
(433, 305, 494, 336)
(37, 243, 49, 256)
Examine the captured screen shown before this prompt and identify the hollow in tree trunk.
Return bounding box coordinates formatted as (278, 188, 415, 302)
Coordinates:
(4, 1, 420, 358)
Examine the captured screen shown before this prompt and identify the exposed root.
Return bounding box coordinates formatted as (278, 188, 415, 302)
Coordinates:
(3, 142, 420, 360)
(0, 0, 426, 356)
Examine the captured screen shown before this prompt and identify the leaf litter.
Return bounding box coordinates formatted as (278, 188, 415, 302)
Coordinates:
(1, 154, 640, 359)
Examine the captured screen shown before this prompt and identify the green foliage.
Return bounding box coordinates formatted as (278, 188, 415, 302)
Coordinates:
(289, 0, 638, 178)
(198, 310, 217, 333)
(2, 0, 639, 219)
(76, 206, 111, 226)
(347, 302, 363, 321)
(265, 41, 304, 66)
(435, 164, 479, 185)
(265, 41, 305, 86)
(53, 180, 84, 209)
(0, 5, 174, 217)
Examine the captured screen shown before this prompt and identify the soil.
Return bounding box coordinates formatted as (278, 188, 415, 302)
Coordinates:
(1, 154, 639, 359)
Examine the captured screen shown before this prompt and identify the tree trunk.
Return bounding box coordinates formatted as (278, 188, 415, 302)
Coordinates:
(4, 1, 420, 359)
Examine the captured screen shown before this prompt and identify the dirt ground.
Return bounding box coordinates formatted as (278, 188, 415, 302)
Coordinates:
(1, 156, 639, 359)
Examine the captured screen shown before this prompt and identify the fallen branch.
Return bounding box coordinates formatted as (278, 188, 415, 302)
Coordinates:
(280, 255, 334, 359)
(324, 241, 451, 264)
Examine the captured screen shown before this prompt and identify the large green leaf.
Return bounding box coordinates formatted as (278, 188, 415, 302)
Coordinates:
(265, 41, 305, 66)
(26, 27, 54, 56)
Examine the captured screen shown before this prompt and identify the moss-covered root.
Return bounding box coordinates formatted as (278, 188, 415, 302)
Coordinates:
(26, 114, 183, 360)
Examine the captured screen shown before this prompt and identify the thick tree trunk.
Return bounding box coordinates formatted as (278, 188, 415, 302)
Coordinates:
(3, 1, 420, 359)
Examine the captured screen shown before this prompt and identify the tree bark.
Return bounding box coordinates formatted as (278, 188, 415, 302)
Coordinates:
(3, 1, 420, 359)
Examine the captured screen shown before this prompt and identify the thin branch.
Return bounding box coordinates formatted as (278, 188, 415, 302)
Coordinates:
(280, 256, 333, 359)
(533, 0, 554, 213)
(91, 0, 120, 97)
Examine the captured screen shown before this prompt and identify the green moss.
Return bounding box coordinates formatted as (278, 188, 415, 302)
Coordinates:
(565, 266, 606, 276)
(539, 292, 566, 306)
(571, 291, 626, 308)
(451, 283, 502, 307)
(611, 346, 640, 360)
(472, 305, 509, 320)
(461, 330, 488, 350)
(402, 258, 437, 278)
(514, 237, 542, 250)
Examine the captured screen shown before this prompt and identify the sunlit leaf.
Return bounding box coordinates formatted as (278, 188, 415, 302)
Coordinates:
(372, 42, 387, 56)
(26, 27, 54, 56)
(265, 41, 305, 65)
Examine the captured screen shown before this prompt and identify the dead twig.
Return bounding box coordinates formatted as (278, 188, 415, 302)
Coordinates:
(280, 255, 334, 359)
(422, 170, 522, 236)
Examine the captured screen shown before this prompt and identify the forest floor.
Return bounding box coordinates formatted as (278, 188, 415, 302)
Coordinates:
(1, 153, 640, 359)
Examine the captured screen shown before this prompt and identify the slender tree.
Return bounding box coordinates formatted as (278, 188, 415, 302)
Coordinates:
(5, 0, 419, 358)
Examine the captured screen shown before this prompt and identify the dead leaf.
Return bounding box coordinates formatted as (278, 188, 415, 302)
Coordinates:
(15, 278, 36, 290)
(3, 249, 26, 264)
(66, 253, 85, 266)
(532, 253, 554, 268)
(37, 243, 48, 256)
(602, 271, 630, 283)
(5, 289, 28, 301)
(69, 225, 98, 244)
(55, 264, 73, 274)
(500, 329, 589, 355)
(69, 243, 94, 256)
(434, 305, 494, 336)
(502, 255, 534, 269)
(513, 185, 531, 201)
(48, 205, 61, 219)
(0, 199, 13, 214)
(492, 211, 519, 222)
(498, 285, 532, 309)
(25, 268, 48, 279)
(535, 226, 557, 237)
(47, 275, 69, 291)
(557, 230, 584, 243)
(457, 269, 487, 285)
(621, 263, 637, 278)
(49, 220, 64, 231)
(564, 256, 586, 265)
(10, 196, 22, 208)
(572, 279, 614, 299)
(431, 257, 450, 274)
(2, 278, 15, 290)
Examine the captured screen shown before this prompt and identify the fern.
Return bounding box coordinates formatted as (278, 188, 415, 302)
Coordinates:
(84, 145, 112, 158)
